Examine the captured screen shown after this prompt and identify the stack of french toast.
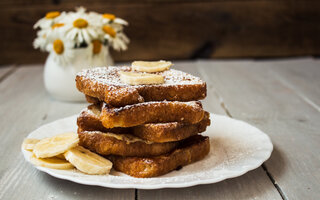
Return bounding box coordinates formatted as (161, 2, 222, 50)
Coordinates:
(75, 61, 211, 178)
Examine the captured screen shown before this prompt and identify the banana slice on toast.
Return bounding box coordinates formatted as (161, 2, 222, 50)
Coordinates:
(132, 60, 172, 72)
(119, 71, 164, 85)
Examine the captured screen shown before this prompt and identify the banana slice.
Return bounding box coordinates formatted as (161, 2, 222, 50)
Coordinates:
(30, 154, 74, 170)
(132, 60, 172, 72)
(33, 132, 79, 158)
(119, 71, 164, 85)
(22, 138, 40, 151)
(64, 146, 112, 175)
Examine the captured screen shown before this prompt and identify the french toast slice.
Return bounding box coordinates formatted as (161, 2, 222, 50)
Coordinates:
(100, 101, 204, 128)
(76, 66, 206, 107)
(78, 130, 179, 157)
(108, 135, 210, 178)
(77, 104, 211, 142)
(133, 115, 209, 143)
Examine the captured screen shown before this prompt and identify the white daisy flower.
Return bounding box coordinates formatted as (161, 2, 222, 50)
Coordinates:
(46, 37, 74, 66)
(102, 25, 117, 39)
(33, 21, 66, 51)
(102, 13, 128, 26)
(34, 11, 64, 29)
(109, 23, 125, 33)
(88, 39, 110, 64)
(61, 10, 98, 46)
(87, 11, 104, 27)
(46, 23, 66, 40)
(91, 40, 103, 55)
(101, 25, 129, 51)
(33, 30, 48, 51)
(112, 32, 130, 51)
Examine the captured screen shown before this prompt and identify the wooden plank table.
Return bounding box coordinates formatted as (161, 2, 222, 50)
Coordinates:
(0, 58, 318, 199)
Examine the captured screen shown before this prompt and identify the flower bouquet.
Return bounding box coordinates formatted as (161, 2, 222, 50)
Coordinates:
(33, 6, 129, 66)
(33, 7, 129, 101)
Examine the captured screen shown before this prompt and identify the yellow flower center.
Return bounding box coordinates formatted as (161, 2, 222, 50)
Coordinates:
(73, 18, 88, 28)
(102, 25, 116, 38)
(102, 13, 116, 20)
(51, 23, 64, 29)
(45, 11, 60, 19)
(53, 39, 64, 54)
(92, 40, 102, 54)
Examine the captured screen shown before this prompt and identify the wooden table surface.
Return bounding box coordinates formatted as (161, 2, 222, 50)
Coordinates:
(0, 58, 319, 200)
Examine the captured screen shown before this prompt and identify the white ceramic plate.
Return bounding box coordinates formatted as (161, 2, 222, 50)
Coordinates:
(22, 114, 273, 189)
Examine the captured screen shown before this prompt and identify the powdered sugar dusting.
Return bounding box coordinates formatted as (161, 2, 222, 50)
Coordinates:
(77, 66, 204, 87)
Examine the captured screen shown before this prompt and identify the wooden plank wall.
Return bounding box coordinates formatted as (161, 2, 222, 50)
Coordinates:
(1, 0, 320, 64)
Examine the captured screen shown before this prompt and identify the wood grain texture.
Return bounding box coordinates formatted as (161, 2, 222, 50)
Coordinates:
(196, 58, 320, 200)
(139, 168, 281, 200)
(0, 66, 134, 199)
(139, 61, 282, 200)
(262, 58, 320, 110)
(1, 1, 320, 64)
(0, 65, 15, 81)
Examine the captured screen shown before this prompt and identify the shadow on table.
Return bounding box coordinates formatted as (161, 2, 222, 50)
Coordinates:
(41, 173, 134, 199)
(138, 145, 287, 199)
(264, 144, 287, 181)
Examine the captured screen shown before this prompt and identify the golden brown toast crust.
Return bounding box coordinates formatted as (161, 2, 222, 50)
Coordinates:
(100, 101, 204, 128)
(77, 104, 211, 142)
(108, 135, 210, 178)
(133, 112, 210, 143)
(77, 104, 127, 134)
(78, 130, 179, 157)
(76, 66, 206, 107)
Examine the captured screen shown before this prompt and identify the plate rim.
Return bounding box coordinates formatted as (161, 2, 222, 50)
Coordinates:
(22, 113, 273, 189)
